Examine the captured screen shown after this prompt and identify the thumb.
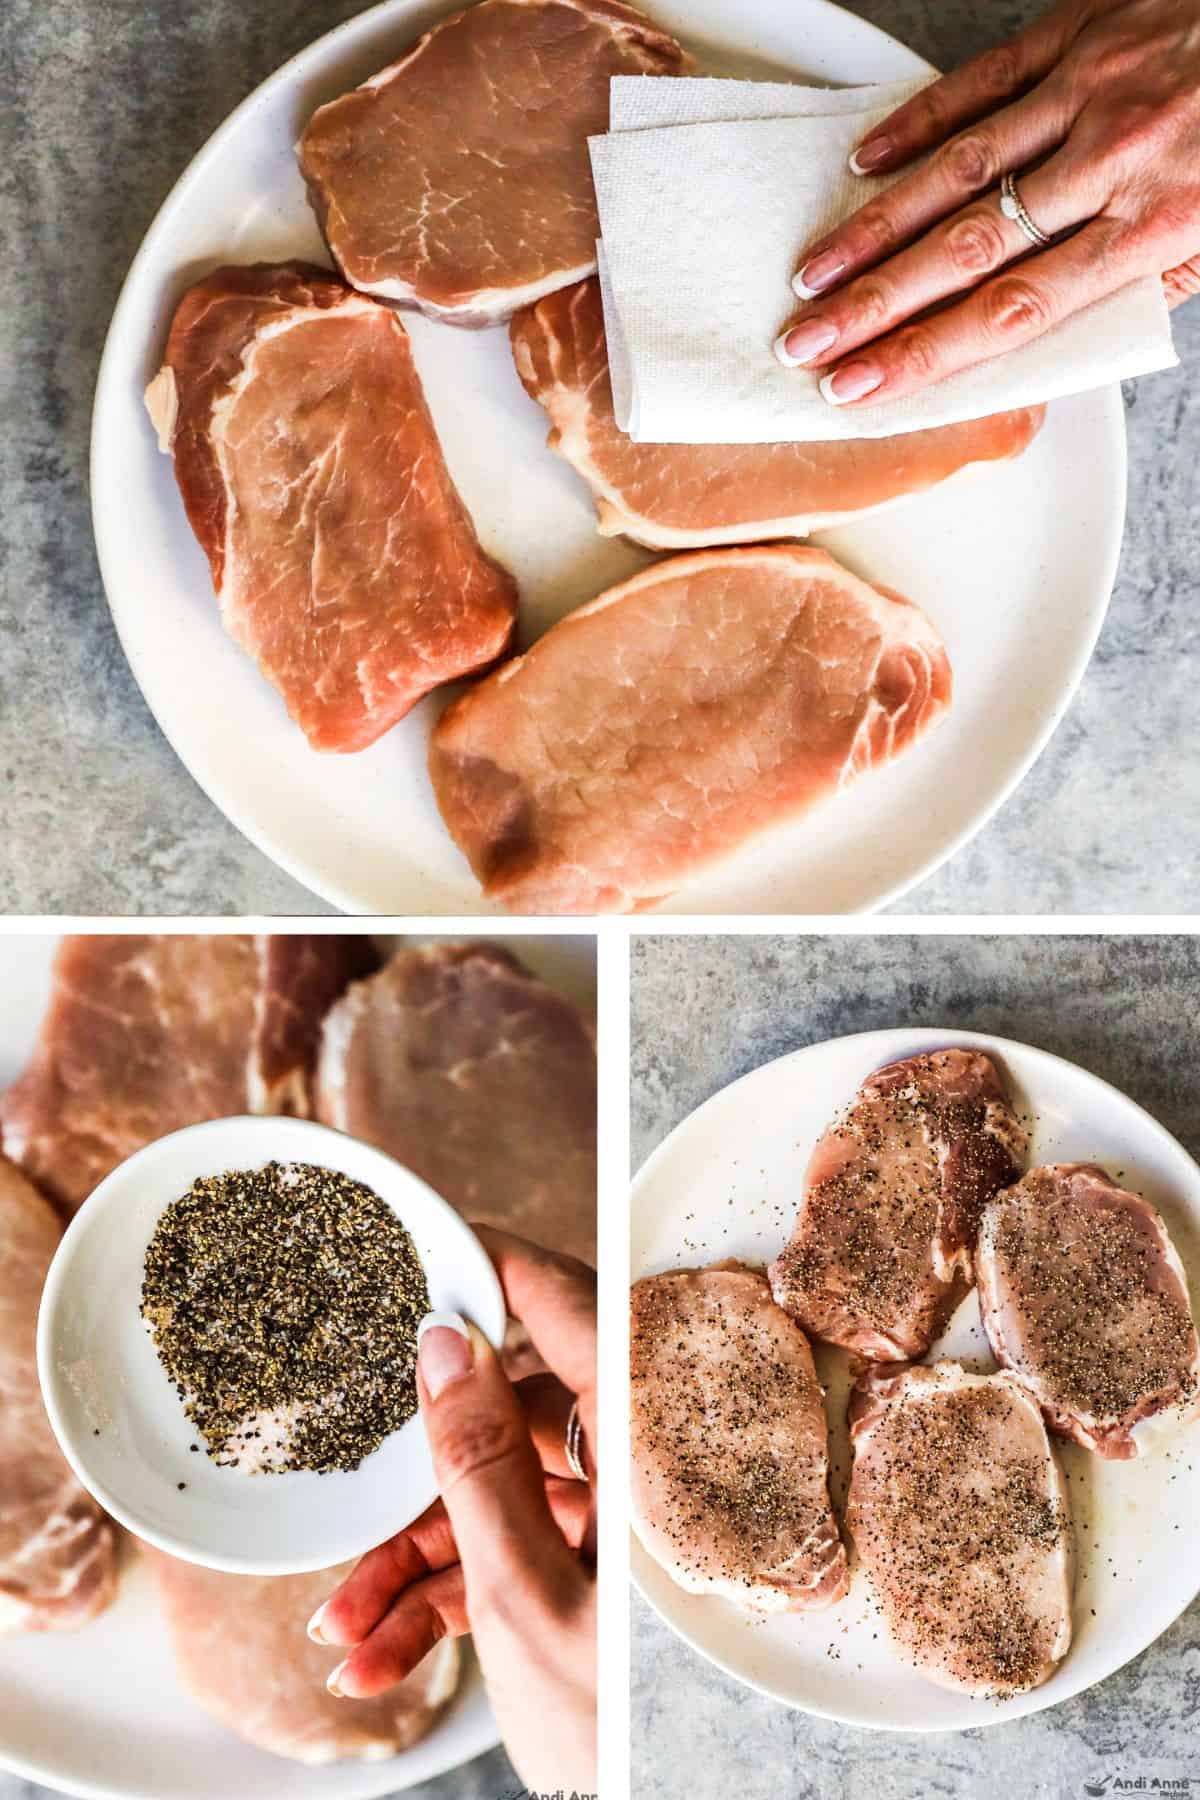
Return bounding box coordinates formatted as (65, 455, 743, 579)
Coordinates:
(416, 1314, 582, 1605)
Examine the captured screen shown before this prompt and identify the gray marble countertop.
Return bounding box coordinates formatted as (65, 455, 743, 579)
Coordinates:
(2, 0, 1198, 915)
(630, 932, 1200, 1799)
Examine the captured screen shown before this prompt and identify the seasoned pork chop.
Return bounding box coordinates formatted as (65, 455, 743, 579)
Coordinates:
(0, 1156, 116, 1634)
(512, 278, 1046, 548)
(630, 1265, 848, 1611)
(847, 1361, 1073, 1697)
(316, 943, 597, 1262)
(770, 1051, 1027, 1360)
(978, 1163, 1200, 1458)
(0, 935, 375, 1214)
(145, 1553, 459, 1764)
(145, 263, 517, 751)
(300, 0, 687, 326)
(430, 546, 951, 914)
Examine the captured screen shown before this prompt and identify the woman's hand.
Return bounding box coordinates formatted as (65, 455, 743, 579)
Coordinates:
(308, 1228, 597, 1795)
(776, 0, 1200, 404)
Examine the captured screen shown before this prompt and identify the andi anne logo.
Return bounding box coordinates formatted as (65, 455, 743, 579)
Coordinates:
(1083, 1779, 1192, 1796)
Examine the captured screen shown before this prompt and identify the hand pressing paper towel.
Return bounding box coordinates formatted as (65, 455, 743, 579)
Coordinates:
(590, 76, 1177, 443)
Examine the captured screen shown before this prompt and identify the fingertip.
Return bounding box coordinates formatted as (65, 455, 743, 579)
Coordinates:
(418, 1314, 476, 1400)
(819, 361, 883, 406)
(417, 1309, 468, 1346)
(326, 1657, 350, 1698)
(308, 1597, 361, 1649)
(773, 330, 805, 368)
(848, 133, 894, 176)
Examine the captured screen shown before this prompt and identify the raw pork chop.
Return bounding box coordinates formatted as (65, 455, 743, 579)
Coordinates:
(316, 943, 596, 1262)
(770, 1050, 1026, 1360)
(429, 546, 952, 914)
(847, 1361, 1072, 1696)
(630, 1265, 848, 1611)
(978, 1163, 1200, 1458)
(0, 1156, 116, 1634)
(144, 262, 517, 751)
(0, 935, 375, 1214)
(512, 278, 1046, 548)
(299, 0, 687, 326)
(145, 1553, 459, 1764)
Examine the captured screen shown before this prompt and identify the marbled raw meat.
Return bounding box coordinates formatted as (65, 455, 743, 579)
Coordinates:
(146, 1553, 459, 1764)
(978, 1163, 1200, 1457)
(430, 545, 952, 914)
(300, 0, 687, 326)
(770, 1049, 1026, 1359)
(512, 277, 1045, 548)
(847, 1360, 1072, 1697)
(0, 1155, 116, 1634)
(316, 942, 596, 1263)
(0, 934, 376, 1214)
(145, 262, 517, 751)
(630, 1264, 848, 1612)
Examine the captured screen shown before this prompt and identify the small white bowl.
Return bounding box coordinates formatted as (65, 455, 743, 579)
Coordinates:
(37, 1115, 506, 1576)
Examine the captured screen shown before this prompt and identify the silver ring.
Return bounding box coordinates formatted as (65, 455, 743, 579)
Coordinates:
(999, 172, 1051, 248)
(564, 1400, 588, 1481)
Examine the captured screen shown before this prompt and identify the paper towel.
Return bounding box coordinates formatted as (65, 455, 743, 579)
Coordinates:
(590, 77, 1176, 443)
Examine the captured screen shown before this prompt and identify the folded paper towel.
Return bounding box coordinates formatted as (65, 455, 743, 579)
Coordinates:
(590, 76, 1176, 443)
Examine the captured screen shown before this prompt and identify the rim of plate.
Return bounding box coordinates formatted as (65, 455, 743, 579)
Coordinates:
(89, 0, 1124, 917)
(866, 399, 1124, 915)
(629, 1024, 1200, 1728)
(0, 1670, 495, 1800)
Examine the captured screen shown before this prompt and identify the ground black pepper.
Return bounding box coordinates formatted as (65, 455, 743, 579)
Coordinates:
(771, 1054, 1026, 1357)
(141, 1161, 430, 1475)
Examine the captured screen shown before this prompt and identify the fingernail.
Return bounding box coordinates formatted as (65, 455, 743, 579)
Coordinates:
(327, 1658, 349, 1698)
(307, 1602, 329, 1643)
(819, 361, 884, 405)
(774, 318, 838, 367)
(418, 1311, 473, 1399)
(792, 251, 845, 299)
(849, 134, 893, 175)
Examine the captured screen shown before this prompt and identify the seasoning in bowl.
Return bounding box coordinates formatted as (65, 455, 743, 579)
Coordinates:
(140, 1160, 430, 1475)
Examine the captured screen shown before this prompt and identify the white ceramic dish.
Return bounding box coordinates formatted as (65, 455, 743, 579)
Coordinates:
(0, 934, 594, 1800)
(89, 0, 1126, 916)
(630, 1026, 1200, 1729)
(38, 1114, 506, 1576)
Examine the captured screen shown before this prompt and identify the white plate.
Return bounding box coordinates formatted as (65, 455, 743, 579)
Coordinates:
(630, 1026, 1200, 1729)
(90, 0, 1125, 916)
(38, 1116, 506, 1576)
(0, 934, 594, 1799)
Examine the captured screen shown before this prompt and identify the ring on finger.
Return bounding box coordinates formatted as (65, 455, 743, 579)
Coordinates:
(564, 1400, 589, 1481)
(999, 171, 1052, 248)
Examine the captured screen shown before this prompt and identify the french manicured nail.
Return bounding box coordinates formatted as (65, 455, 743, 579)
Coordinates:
(417, 1311, 473, 1398)
(307, 1602, 329, 1643)
(327, 1658, 350, 1698)
(792, 250, 845, 299)
(819, 361, 884, 405)
(849, 134, 893, 174)
(774, 317, 839, 367)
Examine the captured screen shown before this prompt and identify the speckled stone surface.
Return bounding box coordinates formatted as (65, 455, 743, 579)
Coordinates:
(1, 0, 1198, 914)
(630, 931, 1200, 1799)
